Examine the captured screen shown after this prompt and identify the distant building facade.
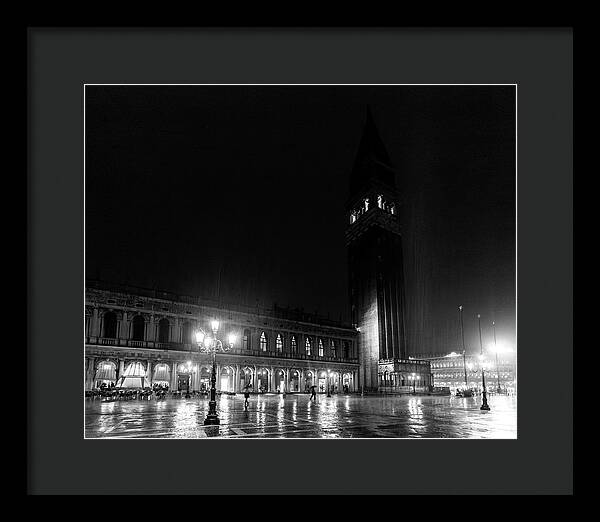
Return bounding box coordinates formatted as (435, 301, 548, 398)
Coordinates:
(425, 352, 517, 395)
(85, 281, 360, 394)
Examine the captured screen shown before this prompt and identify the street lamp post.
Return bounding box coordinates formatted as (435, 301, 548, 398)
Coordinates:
(327, 370, 332, 397)
(477, 314, 490, 411)
(493, 321, 502, 394)
(411, 372, 416, 394)
(459, 305, 468, 388)
(195, 320, 234, 426)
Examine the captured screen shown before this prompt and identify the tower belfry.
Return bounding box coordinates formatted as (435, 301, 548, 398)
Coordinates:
(346, 107, 408, 390)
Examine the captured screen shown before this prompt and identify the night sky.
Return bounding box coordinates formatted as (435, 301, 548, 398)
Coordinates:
(85, 85, 515, 356)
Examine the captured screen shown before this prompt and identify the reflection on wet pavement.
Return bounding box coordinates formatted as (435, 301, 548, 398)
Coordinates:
(85, 394, 517, 439)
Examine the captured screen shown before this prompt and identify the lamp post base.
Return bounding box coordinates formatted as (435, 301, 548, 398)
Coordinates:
(203, 414, 220, 425)
(480, 393, 491, 410)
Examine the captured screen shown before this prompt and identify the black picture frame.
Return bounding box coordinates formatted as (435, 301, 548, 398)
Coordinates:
(27, 27, 573, 495)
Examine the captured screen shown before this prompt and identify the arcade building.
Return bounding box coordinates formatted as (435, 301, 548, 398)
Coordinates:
(84, 108, 432, 394)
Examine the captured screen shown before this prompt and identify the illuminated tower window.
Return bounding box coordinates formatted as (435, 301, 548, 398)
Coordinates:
(364, 198, 369, 211)
(276, 334, 283, 352)
(260, 331, 267, 351)
(377, 194, 383, 208)
(350, 212, 357, 224)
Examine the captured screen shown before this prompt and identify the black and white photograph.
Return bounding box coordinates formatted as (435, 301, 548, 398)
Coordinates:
(84, 84, 517, 439)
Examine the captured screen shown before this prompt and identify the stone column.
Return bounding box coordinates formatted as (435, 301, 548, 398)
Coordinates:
(146, 316, 155, 342)
(269, 366, 274, 392)
(86, 357, 96, 389)
(252, 365, 257, 391)
(119, 311, 129, 340)
(90, 308, 99, 337)
(171, 362, 178, 390)
(146, 360, 153, 387)
(171, 317, 180, 343)
(284, 368, 290, 393)
(234, 365, 239, 392)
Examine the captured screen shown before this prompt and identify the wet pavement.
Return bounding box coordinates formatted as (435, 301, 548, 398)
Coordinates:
(84, 393, 517, 439)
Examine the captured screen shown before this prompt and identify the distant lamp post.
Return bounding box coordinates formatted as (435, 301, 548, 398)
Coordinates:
(493, 321, 502, 394)
(477, 314, 490, 411)
(459, 305, 468, 389)
(196, 320, 232, 425)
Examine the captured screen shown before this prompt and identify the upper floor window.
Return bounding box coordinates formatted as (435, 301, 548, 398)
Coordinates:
(276, 334, 283, 353)
(350, 212, 357, 224)
(181, 321, 193, 344)
(243, 329, 251, 350)
(330, 340, 337, 358)
(260, 331, 267, 352)
(132, 315, 145, 341)
(291, 335, 297, 353)
(377, 194, 383, 208)
(343, 341, 350, 359)
(158, 318, 170, 343)
(364, 198, 369, 211)
(305, 337, 312, 356)
(102, 311, 117, 339)
(318, 338, 324, 357)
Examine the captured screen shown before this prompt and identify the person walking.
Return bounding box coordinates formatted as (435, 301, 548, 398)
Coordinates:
(310, 385, 317, 402)
(244, 385, 251, 410)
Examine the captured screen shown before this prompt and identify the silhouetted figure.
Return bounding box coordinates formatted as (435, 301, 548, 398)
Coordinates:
(310, 385, 317, 401)
(244, 386, 251, 410)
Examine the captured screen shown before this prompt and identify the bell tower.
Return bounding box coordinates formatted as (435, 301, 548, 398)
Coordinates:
(346, 107, 408, 390)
